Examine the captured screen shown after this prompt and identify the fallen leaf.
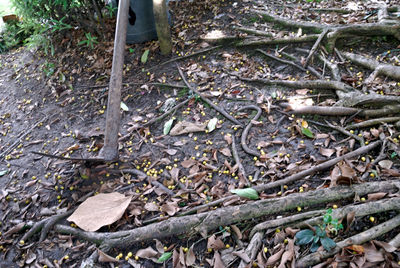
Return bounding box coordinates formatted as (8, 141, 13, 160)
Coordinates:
(157, 252, 172, 263)
(224, 134, 232, 145)
(207, 118, 218, 132)
(378, 160, 393, 169)
(345, 244, 364, 254)
(170, 121, 207, 135)
(219, 148, 232, 157)
(319, 148, 335, 158)
(98, 249, 118, 262)
(136, 246, 158, 259)
(164, 149, 178, 156)
(67, 192, 132, 231)
(185, 245, 196, 266)
(207, 234, 225, 250)
(367, 192, 387, 201)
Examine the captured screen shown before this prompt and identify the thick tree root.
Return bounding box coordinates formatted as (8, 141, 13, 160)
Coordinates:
(53, 181, 399, 251)
(297, 214, 400, 267)
(236, 76, 354, 92)
(238, 105, 262, 157)
(21, 211, 73, 243)
(345, 117, 400, 130)
(342, 52, 400, 83)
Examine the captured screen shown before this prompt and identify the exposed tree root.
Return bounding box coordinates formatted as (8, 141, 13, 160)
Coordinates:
(22, 210, 73, 243)
(345, 117, 400, 130)
(294, 196, 400, 229)
(250, 210, 325, 238)
(283, 103, 400, 118)
(335, 90, 400, 107)
(177, 64, 243, 126)
(342, 51, 400, 85)
(233, 26, 272, 37)
(238, 105, 262, 157)
(238, 231, 264, 268)
(236, 34, 320, 47)
(236, 76, 354, 92)
(252, 10, 325, 33)
(304, 28, 329, 68)
(297, 214, 400, 267)
(53, 181, 399, 251)
(231, 135, 249, 186)
(253, 140, 382, 193)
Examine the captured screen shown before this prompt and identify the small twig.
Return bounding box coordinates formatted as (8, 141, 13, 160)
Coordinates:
(334, 48, 353, 76)
(146, 46, 222, 71)
(256, 49, 323, 79)
(304, 28, 329, 68)
(308, 120, 364, 145)
(1, 116, 48, 159)
(111, 169, 175, 196)
(238, 105, 262, 157)
(177, 64, 243, 126)
(143, 98, 190, 127)
(253, 140, 381, 192)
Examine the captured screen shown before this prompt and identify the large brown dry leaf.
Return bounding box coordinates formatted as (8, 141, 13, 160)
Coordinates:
(67, 192, 132, 231)
(170, 121, 206, 135)
(330, 161, 357, 186)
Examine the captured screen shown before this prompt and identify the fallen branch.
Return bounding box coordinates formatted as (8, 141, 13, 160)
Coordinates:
(238, 105, 262, 157)
(297, 213, 400, 267)
(177, 64, 243, 126)
(53, 181, 399, 251)
(253, 140, 381, 192)
(238, 231, 264, 268)
(309, 120, 364, 146)
(143, 98, 190, 127)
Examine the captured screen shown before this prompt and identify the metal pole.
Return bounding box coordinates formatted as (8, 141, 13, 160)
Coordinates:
(99, 0, 129, 161)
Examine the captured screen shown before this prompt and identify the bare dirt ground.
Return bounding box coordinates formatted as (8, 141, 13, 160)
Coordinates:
(0, 0, 400, 267)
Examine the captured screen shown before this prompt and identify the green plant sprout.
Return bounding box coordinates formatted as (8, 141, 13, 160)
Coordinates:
(295, 209, 343, 252)
(105, 4, 117, 18)
(78, 32, 98, 49)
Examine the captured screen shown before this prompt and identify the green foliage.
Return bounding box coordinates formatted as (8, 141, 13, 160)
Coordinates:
(230, 188, 259, 200)
(105, 3, 117, 18)
(43, 61, 55, 76)
(141, 49, 150, 64)
(78, 32, 98, 49)
(295, 209, 342, 252)
(2, 0, 106, 53)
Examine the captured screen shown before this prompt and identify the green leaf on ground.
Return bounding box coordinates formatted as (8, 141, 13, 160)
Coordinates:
(207, 118, 218, 132)
(230, 188, 259, 200)
(120, 101, 129, 111)
(0, 170, 8, 177)
(295, 229, 314, 245)
(320, 237, 336, 251)
(301, 127, 314, 138)
(141, 49, 150, 64)
(157, 252, 172, 263)
(163, 118, 175, 135)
